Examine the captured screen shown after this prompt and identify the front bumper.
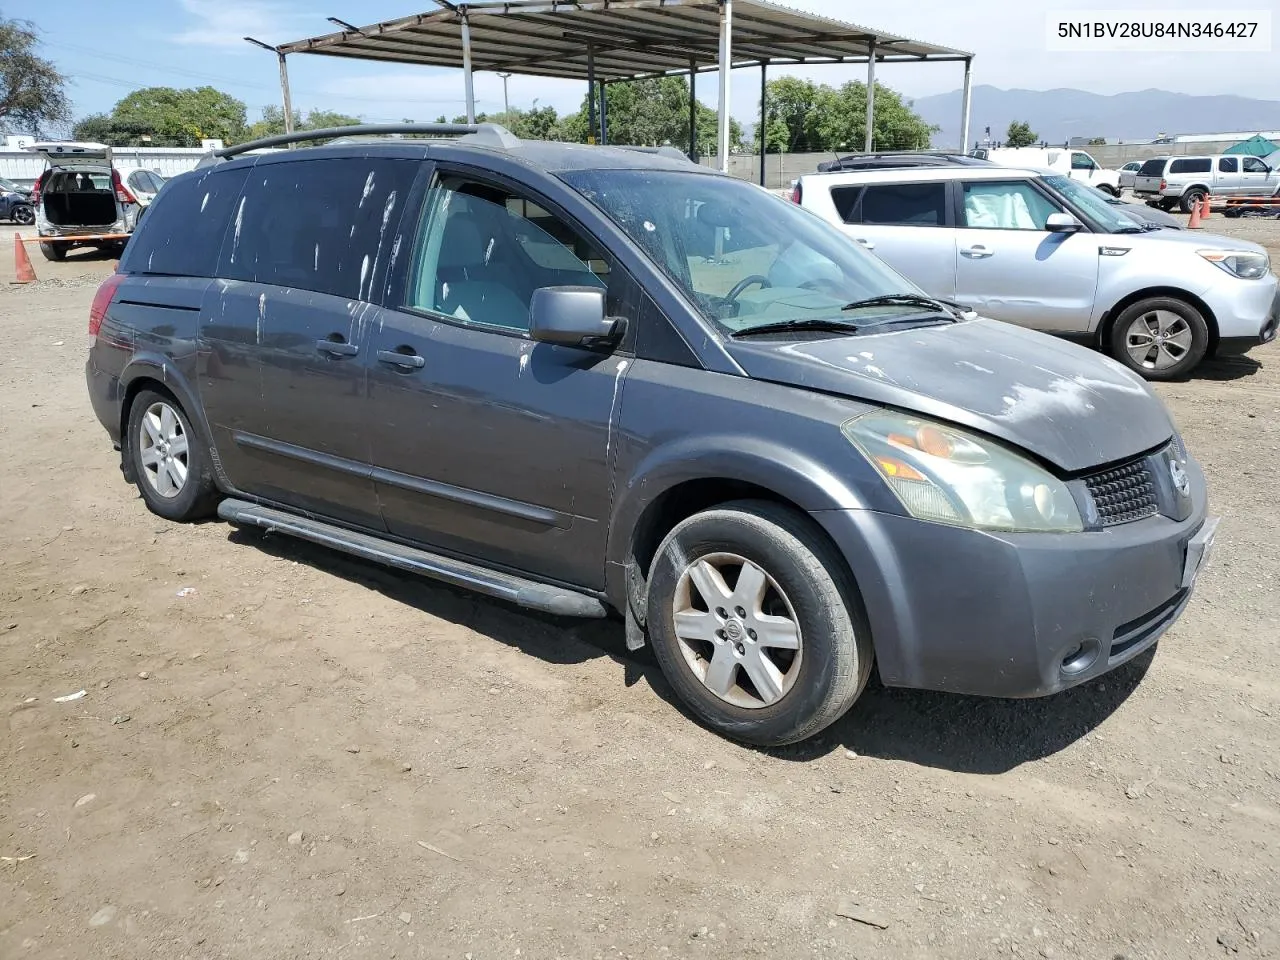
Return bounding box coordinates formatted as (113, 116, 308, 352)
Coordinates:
(813, 457, 1212, 699)
(1208, 277, 1280, 354)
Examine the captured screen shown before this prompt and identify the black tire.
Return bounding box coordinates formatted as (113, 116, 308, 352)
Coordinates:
(1157, 199, 1178, 212)
(125, 388, 220, 522)
(1098, 184, 1119, 197)
(12, 203, 34, 225)
(1108, 297, 1209, 381)
(1179, 188, 1207, 214)
(646, 500, 873, 747)
(39, 241, 65, 262)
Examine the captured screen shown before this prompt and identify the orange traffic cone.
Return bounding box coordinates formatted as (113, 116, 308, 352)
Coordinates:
(1200, 195, 1211, 222)
(1187, 198, 1203, 229)
(13, 233, 36, 283)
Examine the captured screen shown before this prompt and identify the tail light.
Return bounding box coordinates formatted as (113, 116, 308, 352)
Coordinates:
(30, 171, 46, 206)
(89, 272, 125, 341)
(1160, 179, 1167, 191)
(112, 169, 136, 204)
(789, 182, 802, 204)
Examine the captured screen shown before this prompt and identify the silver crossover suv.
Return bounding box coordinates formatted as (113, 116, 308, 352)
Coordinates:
(795, 164, 1278, 380)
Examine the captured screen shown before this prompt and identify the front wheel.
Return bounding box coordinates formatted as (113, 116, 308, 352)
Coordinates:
(125, 389, 220, 521)
(1097, 184, 1119, 197)
(1108, 297, 1209, 381)
(11, 203, 34, 225)
(646, 501, 873, 746)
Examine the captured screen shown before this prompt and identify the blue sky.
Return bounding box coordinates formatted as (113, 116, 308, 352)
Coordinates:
(8, 0, 1278, 128)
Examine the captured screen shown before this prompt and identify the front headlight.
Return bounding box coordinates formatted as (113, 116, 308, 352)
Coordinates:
(1198, 249, 1270, 279)
(843, 411, 1083, 533)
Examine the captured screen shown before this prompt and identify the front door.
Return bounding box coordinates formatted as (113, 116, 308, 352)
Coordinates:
(207, 155, 418, 530)
(953, 178, 1100, 332)
(367, 172, 637, 589)
(1240, 155, 1278, 198)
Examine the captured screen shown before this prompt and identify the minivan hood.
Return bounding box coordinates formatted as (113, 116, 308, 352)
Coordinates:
(726, 319, 1173, 473)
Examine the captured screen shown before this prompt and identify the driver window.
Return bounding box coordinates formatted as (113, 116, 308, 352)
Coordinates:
(405, 178, 608, 332)
(1071, 153, 1095, 170)
(962, 181, 1059, 231)
(1242, 157, 1268, 173)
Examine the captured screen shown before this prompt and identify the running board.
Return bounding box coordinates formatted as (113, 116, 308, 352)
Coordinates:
(217, 499, 608, 619)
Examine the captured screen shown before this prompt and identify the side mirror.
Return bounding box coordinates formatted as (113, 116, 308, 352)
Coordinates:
(529, 286, 618, 347)
(1045, 212, 1084, 233)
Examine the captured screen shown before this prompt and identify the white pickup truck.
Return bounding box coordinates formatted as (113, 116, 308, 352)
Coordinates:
(976, 147, 1123, 195)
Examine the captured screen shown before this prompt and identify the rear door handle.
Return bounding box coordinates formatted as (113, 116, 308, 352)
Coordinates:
(316, 338, 358, 357)
(855, 237, 876, 250)
(961, 245, 993, 259)
(377, 348, 426, 369)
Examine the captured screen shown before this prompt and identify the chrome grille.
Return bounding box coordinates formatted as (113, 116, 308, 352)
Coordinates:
(1085, 458, 1158, 526)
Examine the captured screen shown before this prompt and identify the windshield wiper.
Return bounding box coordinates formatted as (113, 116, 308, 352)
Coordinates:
(731, 318, 865, 338)
(842, 293, 964, 319)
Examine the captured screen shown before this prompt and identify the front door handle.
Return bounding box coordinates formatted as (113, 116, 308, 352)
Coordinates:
(317, 337, 358, 357)
(377, 348, 426, 370)
(855, 237, 876, 251)
(961, 245, 993, 259)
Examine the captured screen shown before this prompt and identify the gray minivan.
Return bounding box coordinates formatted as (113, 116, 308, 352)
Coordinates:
(85, 125, 1217, 746)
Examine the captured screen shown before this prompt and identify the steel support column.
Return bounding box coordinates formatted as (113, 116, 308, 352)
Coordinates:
(758, 60, 767, 186)
(587, 43, 597, 144)
(688, 57, 698, 161)
(959, 57, 973, 152)
(599, 80, 608, 144)
(461, 13, 475, 123)
(864, 38, 876, 153)
(716, 0, 732, 173)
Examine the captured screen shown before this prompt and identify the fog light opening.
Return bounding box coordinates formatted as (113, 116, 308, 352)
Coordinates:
(1060, 637, 1101, 676)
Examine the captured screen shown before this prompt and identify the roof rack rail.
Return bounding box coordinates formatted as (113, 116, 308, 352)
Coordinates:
(611, 144, 698, 164)
(196, 122, 520, 166)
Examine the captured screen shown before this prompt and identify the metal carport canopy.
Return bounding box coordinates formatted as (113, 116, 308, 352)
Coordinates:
(275, 0, 975, 175)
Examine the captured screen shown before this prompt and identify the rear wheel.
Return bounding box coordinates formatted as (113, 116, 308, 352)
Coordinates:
(1108, 297, 1209, 381)
(39, 241, 65, 262)
(1180, 188, 1207, 214)
(1157, 198, 1178, 212)
(1097, 184, 1119, 197)
(645, 500, 873, 747)
(125, 389, 219, 521)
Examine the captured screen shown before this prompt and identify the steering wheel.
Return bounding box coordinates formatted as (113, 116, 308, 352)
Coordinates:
(724, 275, 772, 302)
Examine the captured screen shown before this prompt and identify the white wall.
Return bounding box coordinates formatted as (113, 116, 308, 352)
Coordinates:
(0, 146, 281, 188)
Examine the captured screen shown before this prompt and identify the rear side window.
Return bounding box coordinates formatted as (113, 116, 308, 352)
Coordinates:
(1218, 157, 1238, 172)
(855, 182, 947, 226)
(1169, 158, 1211, 174)
(219, 158, 418, 300)
(829, 186, 862, 222)
(120, 168, 249, 277)
(1138, 159, 1167, 176)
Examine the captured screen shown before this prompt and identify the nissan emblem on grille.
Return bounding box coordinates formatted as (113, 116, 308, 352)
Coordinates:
(1085, 457, 1159, 526)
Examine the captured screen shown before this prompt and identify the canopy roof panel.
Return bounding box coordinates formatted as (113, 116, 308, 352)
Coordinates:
(278, 0, 972, 82)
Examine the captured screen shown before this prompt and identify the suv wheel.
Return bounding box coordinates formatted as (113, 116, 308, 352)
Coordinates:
(1108, 297, 1209, 381)
(646, 500, 872, 746)
(1180, 188, 1207, 213)
(1157, 199, 1178, 212)
(125, 389, 219, 521)
(1098, 184, 1119, 197)
(39, 241, 65, 262)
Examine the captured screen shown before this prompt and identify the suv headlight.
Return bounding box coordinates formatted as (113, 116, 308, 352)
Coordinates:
(1198, 249, 1270, 279)
(843, 411, 1083, 533)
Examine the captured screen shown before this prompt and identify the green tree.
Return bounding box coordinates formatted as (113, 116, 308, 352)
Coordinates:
(1006, 120, 1038, 148)
(0, 16, 69, 135)
(1088, 136, 1107, 146)
(559, 77, 742, 156)
(74, 87, 246, 146)
(763, 77, 936, 153)
(243, 105, 361, 141)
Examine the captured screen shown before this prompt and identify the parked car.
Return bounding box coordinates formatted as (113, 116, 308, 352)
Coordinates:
(24, 141, 146, 261)
(0, 175, 34, 224)
(817, 152, 993, 173)
(1118, 160, 1143, 192)
(793, 164, 1277, 379)
(1089, 185, 1182, 230)
(1133, 155, 1280, 212)
(980, 147, 1122, 194)
(119, 168, 167, 207)
(87, 124, 1219, 747)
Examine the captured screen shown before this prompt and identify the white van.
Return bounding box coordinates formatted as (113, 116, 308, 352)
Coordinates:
(980, 147, 1122, 195)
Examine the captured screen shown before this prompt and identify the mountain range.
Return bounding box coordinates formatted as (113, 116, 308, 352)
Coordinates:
(911, 86, 1280, 148)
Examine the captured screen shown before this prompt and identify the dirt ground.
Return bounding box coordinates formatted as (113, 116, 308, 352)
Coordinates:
(3, 213, 1280, 960)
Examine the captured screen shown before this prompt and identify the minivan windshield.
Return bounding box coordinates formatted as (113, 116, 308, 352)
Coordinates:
(1042, 174, 1140, 233)
(560, 168, 944, 333)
